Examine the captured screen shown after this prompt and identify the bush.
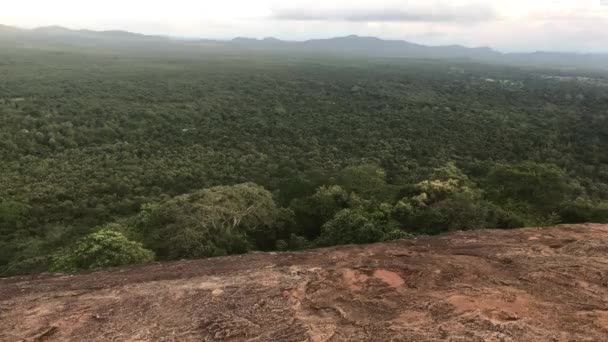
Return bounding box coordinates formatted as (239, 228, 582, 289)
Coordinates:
(288, 234, 313, 250)
(317, 208, 403, 246)
(51, 228, 154, 272)
(382, 229, 413, 241)
(487, 207, 526, 229)
(2, 256, 52, 276)
(275, 239, 289, 251)
(559, 199, 608, 223)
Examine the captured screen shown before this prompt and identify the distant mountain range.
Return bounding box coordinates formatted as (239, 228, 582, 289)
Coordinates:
(1, 24, 607, 69)
(226, 35, 502, 60)
(0, 25, 168, 42)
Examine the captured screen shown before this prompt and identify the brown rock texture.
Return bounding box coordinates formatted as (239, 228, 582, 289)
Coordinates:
(2, 224, 608, 341)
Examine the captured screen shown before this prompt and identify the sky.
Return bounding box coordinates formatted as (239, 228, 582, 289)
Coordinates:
(1, 0, 608, 52)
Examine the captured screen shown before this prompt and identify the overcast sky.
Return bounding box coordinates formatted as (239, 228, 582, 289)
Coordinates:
(2, 0, 608, 52)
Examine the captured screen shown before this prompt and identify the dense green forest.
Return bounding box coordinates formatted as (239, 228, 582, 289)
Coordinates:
(1, 45, 608, 276)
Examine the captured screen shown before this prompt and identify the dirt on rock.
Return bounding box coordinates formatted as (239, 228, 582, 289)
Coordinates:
(2, 224, 608, 341)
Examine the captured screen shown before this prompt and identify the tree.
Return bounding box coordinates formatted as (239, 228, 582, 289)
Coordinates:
(336, 164, 393, 200)
(290, 185, 354, 240)
(486, 162, 575, 219)
(317, 208, 407, 246)
(0, 200, 30, 236)
(431, 162, 470, 184)
(393, 166, 498, 233)
(559, 198, 608, 223)
(133, 183, 279, 259)
(51, 226, 154, 271)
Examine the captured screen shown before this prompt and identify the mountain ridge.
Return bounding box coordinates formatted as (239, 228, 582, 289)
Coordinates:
(1, 24, 607, 68)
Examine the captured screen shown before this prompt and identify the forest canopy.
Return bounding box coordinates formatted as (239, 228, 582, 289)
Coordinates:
(1, 45, 608, 275)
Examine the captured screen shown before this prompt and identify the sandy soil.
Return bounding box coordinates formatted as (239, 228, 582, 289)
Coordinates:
(2, 224, 608, 341)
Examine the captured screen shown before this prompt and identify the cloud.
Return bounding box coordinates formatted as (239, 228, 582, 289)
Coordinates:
(272, 2, 498, 23)
(2, 0, 608, 52)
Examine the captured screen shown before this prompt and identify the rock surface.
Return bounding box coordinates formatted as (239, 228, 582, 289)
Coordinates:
(2, 224, 608, 341)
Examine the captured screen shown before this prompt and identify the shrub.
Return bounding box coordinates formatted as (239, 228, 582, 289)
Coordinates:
(275, 239, 289, 251)
(487, 207, 526, 229)
(559, 199, 608, 223)
(317, 208, 403, 246)
(51, 228, 154, 272)
(382, 229, 413, 241)
(2, 256, 51, 276)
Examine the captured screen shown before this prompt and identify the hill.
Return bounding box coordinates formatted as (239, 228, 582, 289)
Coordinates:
(0, 24, 19, 31)
(225, 35, 608, 68)
(1, 224, 607, 341)
(0, 24, 169, 48)
(0, 24, 607, 68)
(32, 26, 166, 41)
(0, 24, 21, 36)
(231, 35, 501, 60)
